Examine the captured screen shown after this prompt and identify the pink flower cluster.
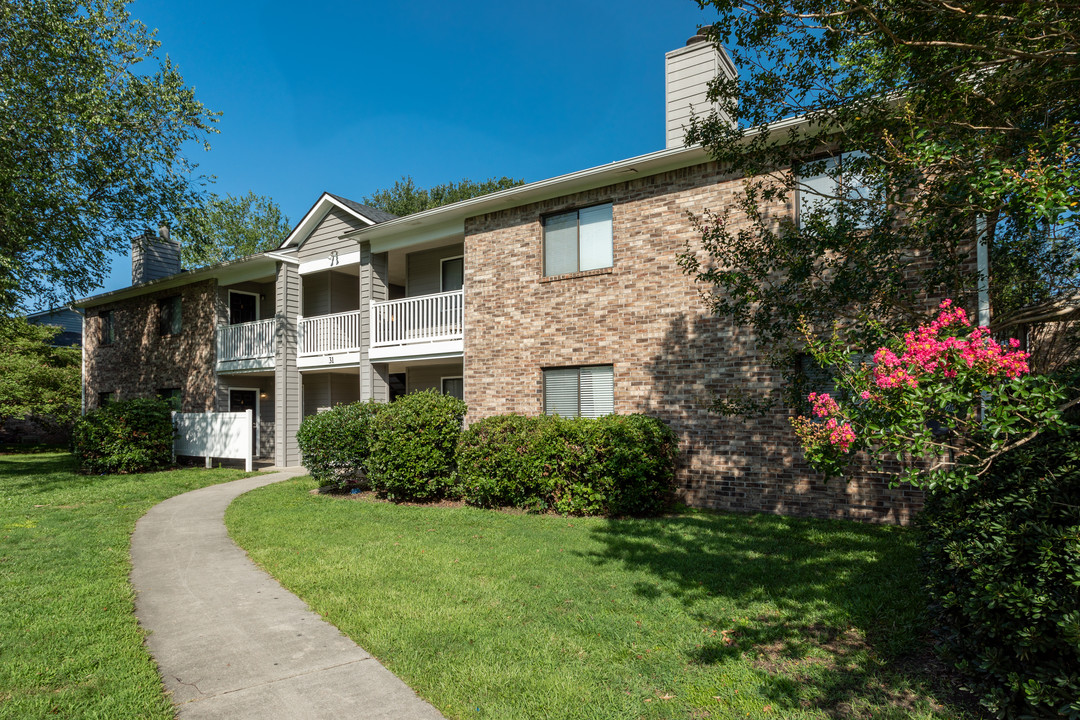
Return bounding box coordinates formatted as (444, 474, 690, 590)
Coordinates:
(805, 392, 856, 452)
(871, 300, 1029, 390)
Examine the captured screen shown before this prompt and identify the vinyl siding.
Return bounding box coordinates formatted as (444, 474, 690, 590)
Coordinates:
(274, 261, 302, 466)
(302, 270, 359, 317)
(360, 244, 390, 402)
(407, 362, 463, 393)
(302, 372, 360, 416)
(295, 207, 366, 264)
(406, 243, 465, 297)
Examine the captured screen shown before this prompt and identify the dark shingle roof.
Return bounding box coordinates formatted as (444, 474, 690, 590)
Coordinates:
(326, 193, 398, 224)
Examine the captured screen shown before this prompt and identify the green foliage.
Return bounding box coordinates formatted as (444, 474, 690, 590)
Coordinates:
(176, 191, 290, 267)
(0, 0, 217, 313)
(295, 400, 381, 489)
(681, 0, 1080, 409)
(71, 398, 174, 474)
(362, 175, 524, 217)
(0, 318, 80, 427)
(919, 432, 1080, 719)
(368, 390, 466, 501)
(457, 414, 679, 516)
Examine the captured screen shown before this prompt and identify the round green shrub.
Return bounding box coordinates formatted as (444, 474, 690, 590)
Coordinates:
(71, 397, 174, 474)
(368, 389, 466, 501)
(457, 414, 554, 509)
(457, 413, 679, 516)
(296, 400, 382, 488)
(919, 430, 1080, 719)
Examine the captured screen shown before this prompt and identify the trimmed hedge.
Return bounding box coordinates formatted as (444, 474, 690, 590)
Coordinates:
(368, 390, 466, 501)
(296, 400, 381, 488)
(71, 398, 174, 474)
(458, 413, 679, 516)
(919, 431, 1080, 719)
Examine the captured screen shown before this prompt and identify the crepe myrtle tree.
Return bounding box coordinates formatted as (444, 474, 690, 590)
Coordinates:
(791, 300, 1074, 490)
(679, 0, 1080, 414)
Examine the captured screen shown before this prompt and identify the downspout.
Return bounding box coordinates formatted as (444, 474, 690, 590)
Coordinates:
(75, 308, 87, 415)
(976, 215, 990, 327)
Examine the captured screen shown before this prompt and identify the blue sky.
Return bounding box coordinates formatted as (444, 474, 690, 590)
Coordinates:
(93, 0, 718, 294)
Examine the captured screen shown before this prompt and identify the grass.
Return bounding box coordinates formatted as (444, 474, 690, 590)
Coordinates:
(227, 478, 976, 720)
(0, 453, 253, 719)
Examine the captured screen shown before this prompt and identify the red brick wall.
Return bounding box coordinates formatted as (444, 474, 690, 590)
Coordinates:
(83, 280, 217, 413)
(463, 161, 922, 524)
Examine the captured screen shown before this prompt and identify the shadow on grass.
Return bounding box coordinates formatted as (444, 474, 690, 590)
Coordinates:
(584, 510, 972, 717)
(0, 453, 82, 492)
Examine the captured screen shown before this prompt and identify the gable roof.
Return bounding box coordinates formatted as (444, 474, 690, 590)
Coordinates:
(279, 192, 397, 249)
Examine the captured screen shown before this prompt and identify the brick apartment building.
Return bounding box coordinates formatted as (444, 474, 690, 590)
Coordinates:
(76, 34, 922, 523)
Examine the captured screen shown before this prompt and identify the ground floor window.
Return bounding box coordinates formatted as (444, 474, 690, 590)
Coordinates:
(97, 391, 115, 407)
(157, 388, 182, 411)
(543, 365, 613, 418)
(441, 376, 463, 400)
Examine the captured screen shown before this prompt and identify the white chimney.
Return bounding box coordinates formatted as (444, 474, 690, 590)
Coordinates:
(665, 30, 738, 149)
(131, 228, 181, 285)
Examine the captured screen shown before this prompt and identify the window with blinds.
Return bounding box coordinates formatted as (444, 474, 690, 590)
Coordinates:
(543, 365, 614, 418)
(543, 203, 613, 276)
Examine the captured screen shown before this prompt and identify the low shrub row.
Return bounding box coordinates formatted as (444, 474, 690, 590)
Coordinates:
(295, 390, 678, 516)
(71, 398, 174, 474)
(919, 431, 1080, 719)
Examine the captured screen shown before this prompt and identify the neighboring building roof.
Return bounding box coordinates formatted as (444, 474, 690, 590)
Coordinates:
(279, 191, 398, 249)
(26, 307, 83, 346)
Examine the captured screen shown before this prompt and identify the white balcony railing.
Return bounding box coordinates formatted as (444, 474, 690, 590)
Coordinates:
(372, 289, 463, 350)
(217, 318, 275, 363)
(298, 309, 363, 356)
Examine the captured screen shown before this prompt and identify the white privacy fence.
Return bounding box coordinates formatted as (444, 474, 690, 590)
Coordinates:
(297, 310, 363, 355)
(371, 289, 463, 350)
(173, 410, 253, 471)
(217, 319, 275, 362)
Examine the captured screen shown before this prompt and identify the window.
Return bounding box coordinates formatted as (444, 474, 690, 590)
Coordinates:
(158, 296, 182, 336)
(97, 391, 115, 407)
(441, 376, 463, 401)
(228, 291, 258, 324)
(441, 257, 464, 292)
(157, 388, 182, 411)
(543, 365, 614, 418)
(101, 310, 115, 345)
(798, 152, 871, 228)
(543, 203, 613, 276)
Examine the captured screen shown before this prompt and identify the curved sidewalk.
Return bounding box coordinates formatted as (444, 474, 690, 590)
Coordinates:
(130, 469, 446, 720)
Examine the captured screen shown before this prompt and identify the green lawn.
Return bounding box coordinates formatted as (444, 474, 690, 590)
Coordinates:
(0, 453, 253, 719)
(227, 478, 973, 720)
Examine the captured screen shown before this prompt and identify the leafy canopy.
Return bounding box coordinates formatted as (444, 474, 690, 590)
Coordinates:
(363, 175, 524, 217)
(681, 0, 1080, 377)
(175, 191, 290, 267)
(0, 318, 81, 427)
(0, 0, 217, 315)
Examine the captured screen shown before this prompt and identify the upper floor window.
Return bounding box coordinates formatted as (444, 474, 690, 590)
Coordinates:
(797, 152, 871, 228)
(543, 365, 614, 418)
(229, 290, 258, 324)
(441, 256, 464, 292)
(543, 203, 613, 277)
(158, 296, 182, 336)
(101, 310, 115, 345)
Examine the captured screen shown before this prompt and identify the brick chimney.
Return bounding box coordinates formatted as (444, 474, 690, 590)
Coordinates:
(665, 29, 738, 149)
(131, 224, 181, 285)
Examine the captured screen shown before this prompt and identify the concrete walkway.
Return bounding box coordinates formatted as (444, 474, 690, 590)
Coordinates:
(130, 469, 446, 720)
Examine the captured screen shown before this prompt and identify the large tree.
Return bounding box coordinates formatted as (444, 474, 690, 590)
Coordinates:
(680, 0, 1080, 392)
(0, 318, 80, 430)
(363, 175, 524, 217)
(175, 191, 290, 267)
(0, 0, 216, 314)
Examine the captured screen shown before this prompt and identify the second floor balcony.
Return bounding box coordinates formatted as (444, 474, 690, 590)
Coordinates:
(295, 290, 464, 367)
(217, 318, 276, 372)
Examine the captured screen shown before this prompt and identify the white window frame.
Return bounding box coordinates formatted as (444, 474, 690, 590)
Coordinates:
(542, 365, 614, 418)
(228, 386, 260, 456)
(228, 289, 260, 325)
(439, 255, 464, 293)
(542, 202, 614, 277)
(797, 151, 871, 228)
(440, 375, 464, 400)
